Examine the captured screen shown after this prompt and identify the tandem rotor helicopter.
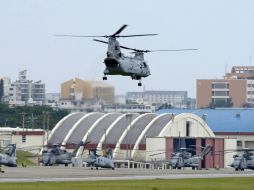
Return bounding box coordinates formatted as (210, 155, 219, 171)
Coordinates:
(56, 25, 197, 86)
(0, 144, 17, 167)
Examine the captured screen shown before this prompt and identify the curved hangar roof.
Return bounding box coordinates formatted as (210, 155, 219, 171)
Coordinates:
(48, 112, 215, 159)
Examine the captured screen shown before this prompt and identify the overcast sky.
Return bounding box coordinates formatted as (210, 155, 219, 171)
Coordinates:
(1, 0, 254, 98)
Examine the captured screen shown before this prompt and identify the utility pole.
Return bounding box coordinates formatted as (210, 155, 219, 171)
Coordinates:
(21, 112, 26, 132)
(125, 113, 132, 160)
(46, 112, 50, 146)
(30, 113, 37, 131)
(42, 111, 46, 150)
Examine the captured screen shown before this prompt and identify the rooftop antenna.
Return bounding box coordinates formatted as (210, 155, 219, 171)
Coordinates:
(250, 53, 252, 66)
(225, 62, 228, 73)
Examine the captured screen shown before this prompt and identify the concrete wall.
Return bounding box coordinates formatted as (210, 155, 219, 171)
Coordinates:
(224, 138, 237, 168)
(146, 137, 166, 161)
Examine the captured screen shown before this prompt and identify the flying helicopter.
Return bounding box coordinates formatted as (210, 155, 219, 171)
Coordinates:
(40, 141, 89, 167)
(229, 148, 254, 171)
(84, 148, 114, 170)
(0, 144, 17, 167)
(56, 25, 197, 86)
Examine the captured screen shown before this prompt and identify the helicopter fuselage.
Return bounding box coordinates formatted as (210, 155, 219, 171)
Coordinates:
(103, 56, 151, 79)
(230, 153, 254, 171)
(0, 153, 17, 167)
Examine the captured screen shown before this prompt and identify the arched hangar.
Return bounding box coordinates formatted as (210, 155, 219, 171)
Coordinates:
(48, 112, 234, 168)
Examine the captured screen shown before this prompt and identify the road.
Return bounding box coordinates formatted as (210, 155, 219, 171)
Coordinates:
(1, 166, 254, 182)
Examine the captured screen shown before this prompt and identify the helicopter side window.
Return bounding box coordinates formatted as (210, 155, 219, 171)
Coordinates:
(143, 62, 147, 68)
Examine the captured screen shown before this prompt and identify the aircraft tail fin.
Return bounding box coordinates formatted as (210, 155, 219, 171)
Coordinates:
(199, 145, 212, 160)
(72, 141, 90, 157)
(6, 144, 16, 157)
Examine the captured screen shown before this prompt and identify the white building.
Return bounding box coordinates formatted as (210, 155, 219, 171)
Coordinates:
(0, 127, 45, 154)
(127, 90, 188, 108)
(9, 70, 45, 106)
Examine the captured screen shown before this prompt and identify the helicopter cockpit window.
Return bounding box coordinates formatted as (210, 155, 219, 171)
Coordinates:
(143, 62, 147, 68)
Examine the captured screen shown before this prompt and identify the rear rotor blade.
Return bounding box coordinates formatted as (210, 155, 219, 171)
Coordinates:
(148, 49, 198, 52)
(113, 24, 128, 36)
(117, 34, 158, 38)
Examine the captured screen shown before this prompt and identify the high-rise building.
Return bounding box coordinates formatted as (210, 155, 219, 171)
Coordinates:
(196, 66, 254, 108)
(9, 70, 45, 106)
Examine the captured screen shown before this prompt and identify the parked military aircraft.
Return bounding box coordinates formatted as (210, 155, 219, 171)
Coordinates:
(169, 145, 212, 170)
(40, 141, 89, 166)
(0, 144, 17, 167)
(230, 148, 254, 171)
(56, 25, 197, 86)
(84, 148, 114, 170)
(150, 144, 212, 170)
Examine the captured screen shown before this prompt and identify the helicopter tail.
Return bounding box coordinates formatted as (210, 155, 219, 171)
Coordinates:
(199, 145, 212, 160)
(72, 141, 90, 157)
(6, 144, 16, 157)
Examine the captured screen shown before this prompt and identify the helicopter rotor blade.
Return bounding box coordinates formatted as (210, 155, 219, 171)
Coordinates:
(113, 24, 128, 36)
(148, 49, 198, 52)
(55, 34, 107, 38)
(130, 48, 198, 53)
(93, 39, 109, 45)
(116, 34, 158, 38)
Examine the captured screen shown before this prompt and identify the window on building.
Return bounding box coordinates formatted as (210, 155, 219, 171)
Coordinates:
(186, 121, 190, 137)
(22, 135, 26, 143)
(237, 141, 242, 147)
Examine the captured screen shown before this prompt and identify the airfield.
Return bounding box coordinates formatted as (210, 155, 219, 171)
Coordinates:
(1, 166, 254, 182)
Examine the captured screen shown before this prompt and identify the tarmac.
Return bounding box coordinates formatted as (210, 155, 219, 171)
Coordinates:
(1, 166, 254, 182)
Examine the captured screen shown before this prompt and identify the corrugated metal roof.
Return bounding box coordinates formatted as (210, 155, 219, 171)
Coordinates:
(86, 113, 122, 144)
(122, 113, 157, 144)
(140, 114, 173, 144)
(66, 113, 104, 144)
(157, 108, 254, 132)
(105, 113, 139, 144)
(48, 112, 86, 145)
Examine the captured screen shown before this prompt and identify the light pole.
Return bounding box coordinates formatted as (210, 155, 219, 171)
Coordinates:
(21, 112, 26, 131)
(125, 113, 132, 160)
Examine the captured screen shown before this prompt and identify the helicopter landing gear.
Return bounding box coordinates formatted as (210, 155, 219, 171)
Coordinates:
(103, 76, 107, 80)
(138, 79, 142, 86)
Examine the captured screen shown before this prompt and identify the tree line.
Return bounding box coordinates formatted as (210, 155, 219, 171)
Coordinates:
(0, 104, 69, 130)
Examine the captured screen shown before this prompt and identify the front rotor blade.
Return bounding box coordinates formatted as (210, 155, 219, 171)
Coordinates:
(117, 34, 158, 38)
(93, 39, 109, 45)
(120, 45, 136, 51)
(55, 34, 106, 38)
(113, 24, 128, 36)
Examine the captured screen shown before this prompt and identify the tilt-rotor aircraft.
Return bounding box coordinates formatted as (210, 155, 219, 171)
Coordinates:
(56, 25, 197, 86)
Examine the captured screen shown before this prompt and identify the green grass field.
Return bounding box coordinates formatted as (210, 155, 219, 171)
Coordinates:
(16, 150, 37, 166)
(0, 178, 254, 190)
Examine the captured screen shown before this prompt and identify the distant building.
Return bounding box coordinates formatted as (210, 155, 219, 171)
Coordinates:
(197, 66, 254, 108)
(0, 77, 11, 103)
(60, 78, 114, 111)
(103, 104, 155, 113)
(45, 93, 60, 109)
(8, 70, 46, 106)
(114, 95, 126, 104)
(0, 127, 45, 153)
(126, 90, 188, 108)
